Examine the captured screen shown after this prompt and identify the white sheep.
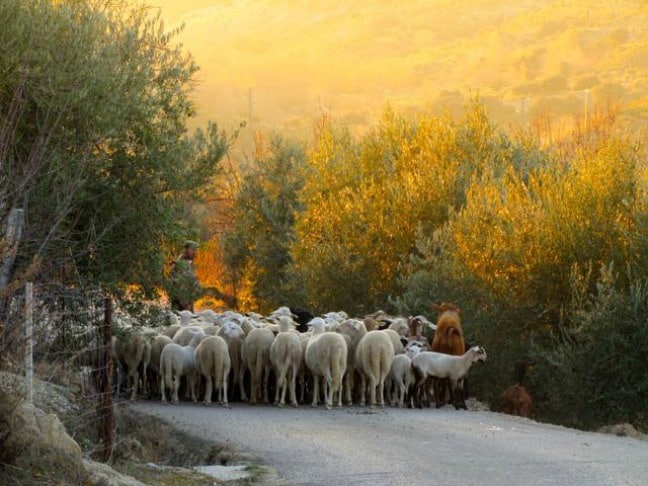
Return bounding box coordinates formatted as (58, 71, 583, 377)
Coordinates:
(194, 308, 220, 324)
(177, 309, 196, 327)
(354, 330, 395, 408)
(242, 326, 275, 404)
(147, 334, 172, 398)
(410, 345, 487, 410)
(111, 329, 149, 401)
(159, 332, 205, 404)
(194, 335, 231, 406)
(305, 318, 348, 410)
(388, 354, 414, 408)
(161, 324, 181, 340)
(217, 320, 247, 402)
(172, 325, 205, 346)
(269, 315, 303, 408)
(336, 318, 368, 404)
(383, 328, 405, 355)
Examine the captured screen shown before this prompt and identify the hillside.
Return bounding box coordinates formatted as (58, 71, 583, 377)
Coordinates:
(151, 0, 648, 138)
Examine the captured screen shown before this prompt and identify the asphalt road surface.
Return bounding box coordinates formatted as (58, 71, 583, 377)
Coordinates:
(132, 401, 648, 486)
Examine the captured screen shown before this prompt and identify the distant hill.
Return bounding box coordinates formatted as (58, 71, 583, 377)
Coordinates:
(153, 0, 648, 139)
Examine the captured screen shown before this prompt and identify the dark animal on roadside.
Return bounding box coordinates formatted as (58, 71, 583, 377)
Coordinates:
(496, 360, 535, 418)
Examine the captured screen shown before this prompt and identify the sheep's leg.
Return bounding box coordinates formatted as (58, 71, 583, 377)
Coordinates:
(277, 369, 286, 407)
(377, 378, 385, 408)
(262, 368, 271, 404)
(161, 374, 167, 403)
(140, 362, 148, 396)
(335, 370, 344, 408)
(189, 372, 198, 403)
(129, 369, 138, 401)
(172, 375, 180, 404)
(358, 374, 366, 406)
(368, 376, 377, 408)
(203, 376, 213, 405)
(239, 364, 248, 402)
(324, 375, 333, 410)
(344, 371, 353, 405)
(221, 369, 229, 407)
(289, 367, 298, 407)
(115, 364, 123, 399)
(311, 375, 320, 407)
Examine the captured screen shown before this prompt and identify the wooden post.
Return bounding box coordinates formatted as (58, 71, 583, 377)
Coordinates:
(0, 208, 24, 289)
(0, 208, 24, 317)
(24, 282, 33, 405)
(96, 296, 114, 461)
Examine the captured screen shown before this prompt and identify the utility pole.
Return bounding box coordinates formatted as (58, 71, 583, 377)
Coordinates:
(584, 89, 591, 129)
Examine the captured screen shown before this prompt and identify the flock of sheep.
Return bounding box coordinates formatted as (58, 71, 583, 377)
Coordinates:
(109, 304, 491, 412)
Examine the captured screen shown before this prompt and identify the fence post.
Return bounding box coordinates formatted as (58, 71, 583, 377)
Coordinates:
(24, 281, 33, 405)
(97, 296, 114, 461)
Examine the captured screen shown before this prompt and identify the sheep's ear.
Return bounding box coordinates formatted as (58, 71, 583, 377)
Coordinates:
(400, 337, 408, 347)
(430, 303, 441, 312)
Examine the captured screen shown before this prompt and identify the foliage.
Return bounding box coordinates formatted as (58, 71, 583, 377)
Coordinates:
(220, 136, 306, 312)
(532, 265, 648, 430)
(0, 0, 226, 309)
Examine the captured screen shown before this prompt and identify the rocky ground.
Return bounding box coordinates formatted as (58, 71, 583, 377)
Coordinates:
(0, 370, 273, 485)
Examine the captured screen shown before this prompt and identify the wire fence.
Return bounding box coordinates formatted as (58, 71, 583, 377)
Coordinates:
(0, 282, 119, 460)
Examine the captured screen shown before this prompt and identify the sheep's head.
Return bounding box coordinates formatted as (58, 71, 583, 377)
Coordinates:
(220, 321, 245, 339)
(307, 317, 327, 334)
(470, 345, 487, 363)
(430, 302, 460, 313)
(405, 341, 425, 359)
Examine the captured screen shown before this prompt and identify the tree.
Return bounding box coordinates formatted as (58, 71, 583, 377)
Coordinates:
(0, 0, 226, 311)
(221, 136, 306, 311)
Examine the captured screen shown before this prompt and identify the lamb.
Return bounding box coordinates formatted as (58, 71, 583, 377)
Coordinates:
(305, 317, 348, 410)
(410, 346, 486, 410)
(388, 353, 414, 408)
(159, 332, 205, 404)
(242, 326, 275, 404)
(355, 330, 395, 408)
(194, 335, 231, 406)
(269, 315, 303, 407)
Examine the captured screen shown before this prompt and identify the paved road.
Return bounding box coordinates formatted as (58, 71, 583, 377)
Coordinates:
(132, 401, 648, 486)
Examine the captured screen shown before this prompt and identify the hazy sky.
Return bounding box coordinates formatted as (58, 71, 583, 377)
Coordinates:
(146, 1, 646, 139)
